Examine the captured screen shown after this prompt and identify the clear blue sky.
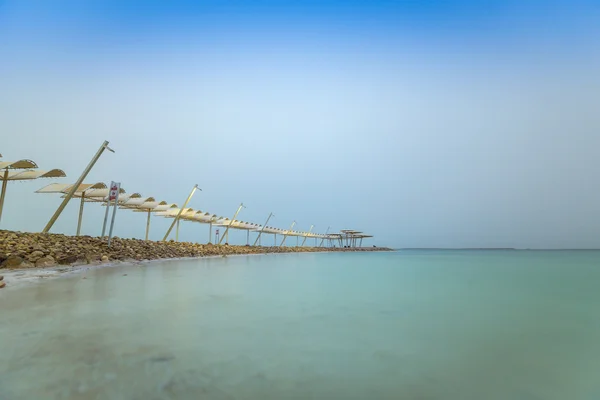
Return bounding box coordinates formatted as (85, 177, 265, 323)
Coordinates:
(1, 0, 600, 248)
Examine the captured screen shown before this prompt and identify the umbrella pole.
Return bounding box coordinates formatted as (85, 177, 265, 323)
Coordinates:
(76, 190, 86, 236)
(145, 210, 151, 241)
(0, 169, 9, 225)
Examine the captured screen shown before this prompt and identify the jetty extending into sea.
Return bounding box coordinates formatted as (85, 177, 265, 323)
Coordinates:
(0, 143, 384, 284)
(0, 142, 375, 248)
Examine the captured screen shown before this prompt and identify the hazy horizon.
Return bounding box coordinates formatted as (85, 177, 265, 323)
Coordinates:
(1, 0, 600, 249)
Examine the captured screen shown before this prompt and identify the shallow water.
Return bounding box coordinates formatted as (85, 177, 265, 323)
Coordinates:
(2, 251, 600, 399)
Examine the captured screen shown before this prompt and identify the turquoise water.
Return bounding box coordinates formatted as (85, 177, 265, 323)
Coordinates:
(2, 251, 600, 399)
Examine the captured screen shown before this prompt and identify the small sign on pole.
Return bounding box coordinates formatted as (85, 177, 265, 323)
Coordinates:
(215, 229, 219, 244)
(109, 182, 119, 201)
(107, 181, 120, 247)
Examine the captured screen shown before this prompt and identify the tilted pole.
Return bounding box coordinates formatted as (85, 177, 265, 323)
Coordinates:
(218, 203, 245, 245)
(76, 190, 86, 236)
(163, 184, 199, 241)
(101, 199, 111, 238)
(0, 169, 9, 225)
(279, 221, 296, 247)
(253, 212, 273, 246)
(43, 140, 114, 233)
(301, 225, 314, 247)
(319, 226, 331, 247)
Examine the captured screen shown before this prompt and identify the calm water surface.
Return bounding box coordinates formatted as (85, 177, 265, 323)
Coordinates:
(2, 251, 600, 399)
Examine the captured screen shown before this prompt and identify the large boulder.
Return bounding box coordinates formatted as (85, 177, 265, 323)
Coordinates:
(56, 253, 79, 265)
(1, 255, 24, 269)
(36, 255, 56, 268)
(28, 250, 45, 262)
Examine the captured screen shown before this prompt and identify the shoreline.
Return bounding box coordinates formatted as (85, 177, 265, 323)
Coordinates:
(0, 251, 354, 289)
(0, 230, 392, 289)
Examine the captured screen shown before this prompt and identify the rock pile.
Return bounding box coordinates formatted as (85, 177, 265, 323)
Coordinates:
(0, 230, 390, 270)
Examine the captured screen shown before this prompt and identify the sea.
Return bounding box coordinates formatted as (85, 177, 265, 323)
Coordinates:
(2, 250, 600, 400)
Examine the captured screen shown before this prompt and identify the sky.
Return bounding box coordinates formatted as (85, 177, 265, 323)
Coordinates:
(1, 0, 600, 248)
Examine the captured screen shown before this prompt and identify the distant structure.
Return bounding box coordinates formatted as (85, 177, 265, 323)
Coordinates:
(336, 230, 374, 248)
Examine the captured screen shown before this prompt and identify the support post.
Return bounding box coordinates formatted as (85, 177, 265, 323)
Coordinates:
(209, 222, 212, 244)
(218, 203, 245, 245)
(107, 185, 120, 247)
(279, 221, 296, 247)
(101, 199, 110, 238)
(176, 219, 180, 242)
(145, 210, 151, 240)
(253, 212, 273, 246)
(246, 230, 249, 245)
(319, 226, 330, 247)
(0, 169, 9, 225)
(301, 225, 314, 247)
(163, 184, 199, 241)
(76, 190, 86, 236)
(43, 140, 114, 233)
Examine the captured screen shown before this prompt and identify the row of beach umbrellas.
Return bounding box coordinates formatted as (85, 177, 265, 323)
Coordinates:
(35, 181, 335, 246)
(0, 154, 370, 247)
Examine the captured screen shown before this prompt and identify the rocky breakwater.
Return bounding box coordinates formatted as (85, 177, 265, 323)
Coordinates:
(0, 230, 391, 280)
